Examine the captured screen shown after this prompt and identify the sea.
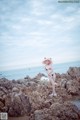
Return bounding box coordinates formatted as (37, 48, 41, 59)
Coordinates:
(0, 61, 80, 80)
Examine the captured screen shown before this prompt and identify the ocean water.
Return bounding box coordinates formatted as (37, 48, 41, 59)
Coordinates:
(0, 61, 80, 80)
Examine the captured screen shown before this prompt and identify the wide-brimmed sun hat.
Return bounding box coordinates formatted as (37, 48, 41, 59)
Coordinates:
(42, 58, 52, 64)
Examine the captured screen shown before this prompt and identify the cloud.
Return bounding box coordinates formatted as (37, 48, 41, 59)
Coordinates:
(21, 17, 32, 22)
(36, 19, 53, 25)
(0, 0, 80, 70)
(30, 0, 45, 16)
(28, 31, 45, 36)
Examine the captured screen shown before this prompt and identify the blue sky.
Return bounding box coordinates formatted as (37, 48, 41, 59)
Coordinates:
(0, 0, 80, 70)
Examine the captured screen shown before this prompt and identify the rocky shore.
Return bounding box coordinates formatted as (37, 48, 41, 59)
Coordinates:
(0, 67, 80, 120)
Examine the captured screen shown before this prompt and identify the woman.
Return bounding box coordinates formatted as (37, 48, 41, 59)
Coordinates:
(42, 58, 57, 97)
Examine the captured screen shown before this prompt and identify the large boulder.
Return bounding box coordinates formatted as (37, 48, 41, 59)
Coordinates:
(0, 78, 13, 90)
(34, 108, 51, 120)
(66, 80, 80, 95)
(34, 102, 80, 120)
(8, 93, 31, 117)
(34, 73, 46, 81)
(60, 79, 67, 88)
(0, 87, 8, 96)
(0, 85, 31, 117)
(67, 67, 80, 79)
(16, 78, 37, 87)
(50, 102, 80, 120)
(60, 77, 80, 96)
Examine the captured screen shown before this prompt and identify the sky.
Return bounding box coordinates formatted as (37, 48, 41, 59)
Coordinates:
(0, 0, 80, 70)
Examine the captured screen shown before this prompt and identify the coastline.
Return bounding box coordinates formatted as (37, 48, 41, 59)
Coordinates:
(0, 67, 80, 120)
(0, 61, 80, 80)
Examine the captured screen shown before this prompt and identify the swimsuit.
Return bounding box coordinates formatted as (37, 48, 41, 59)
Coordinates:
(45, 64, 55, 81)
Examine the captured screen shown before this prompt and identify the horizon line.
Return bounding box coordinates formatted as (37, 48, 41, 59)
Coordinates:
(0, 60, 80, 72)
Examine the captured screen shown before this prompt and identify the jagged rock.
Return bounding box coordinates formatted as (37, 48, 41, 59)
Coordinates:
(60, 79, 67, 88)
(56, 73, 61, 79)
(61, 73, 66, 79)
(34, 73, 46, 80)
(67, 67, 80, 79)
(0, 67, 80, 119)
(50, 102, 80, 120)
(60, 78, 80, 95)
(6, 93, 31, 117)
(34, 101, 80, 120)
(29, 90, 45, 111)
(24, 75, 31, 80)
(66, 80, 80, 95)
(39, 76, 49, 85)
(34, 108, 51, 120)
(0, 87, 8, 96)
(0, 79, 31, 117)
(0, 101, 4, 108)
(12, 87, 19, 92)
(17, 79, 37, 88)
(0, 78, 13, 90)
(61, 73, 72, 80)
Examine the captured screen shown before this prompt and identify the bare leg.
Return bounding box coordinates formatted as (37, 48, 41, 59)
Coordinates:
(49, 74, 57, 97)
(51, 79, 57, 96)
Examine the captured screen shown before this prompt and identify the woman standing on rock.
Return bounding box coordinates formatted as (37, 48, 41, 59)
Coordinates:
(42, 58, 57, 97)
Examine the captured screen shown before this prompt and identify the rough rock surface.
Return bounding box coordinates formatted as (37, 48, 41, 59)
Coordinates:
(34, 102, 80, 120)
(0, 80, 31, 117)
(0, 67, 80, 120)
(8, 93, 31, 117)
(67, 67, 80, 79)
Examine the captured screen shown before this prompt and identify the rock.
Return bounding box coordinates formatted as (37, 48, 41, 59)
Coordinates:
(34, 73, 46, 80)
(61, 73, 66, 79)
(39, 76, 49, 85)
(34, 101, 80, 120)
(7, 93, 31, 117)
(67, 67, 80, 79)
(66, 80, 80, 95)
(60, 79, 67, 88)
(61, 73, 71, 80)
(0, 78, 13, 90)
(40, 76, 49, 81)
(50, 102, 80, 120)
(34, 108, 52, 120)
(0, 87, 8, 96)
(56, 73, 61, 79)
(0, 101, 4, 108)
(16, 78, 37, 88)
(0, 67, 80, 119)
(29, 90, 45, 111)
(12, 87, 19, 92)
(71, 100, 80, 110)
(0, 84, 31, 117)
(35, 109, 44, 120)
(24, 75, 31, 80)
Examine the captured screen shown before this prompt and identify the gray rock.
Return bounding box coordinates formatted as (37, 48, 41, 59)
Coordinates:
(24, 75, 31, 80)
(0, 78, 13, 90)
(66, 80, 80, 95)
(34, 101, 80, 120)
(34, 73, 46, 80)
(50, 102, 80, 120)
(60, 79, 67, 88)
(0, 87, 8, 96)
(34, 108, 51, 120)
(67, 67, 80, 79)
(7, 93, 31, 117)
